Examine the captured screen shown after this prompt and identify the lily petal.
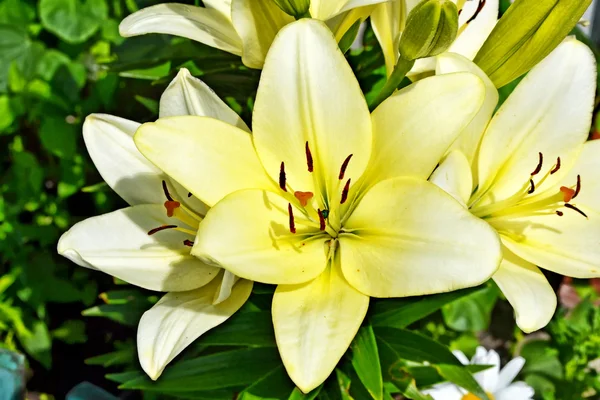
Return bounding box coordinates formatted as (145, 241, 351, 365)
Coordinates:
(137, 275, 253, 380)
(203, 0, 232, 20)
(192, 189, 329, 285)
(159, 68, 249, 132)
(430, 150, 473, 207)
(494, 208, 600, 279)
(83, 114, 165, 206)
(492, 246, 556, 333)
(252, 19, 372, 206)
(119, 3, 242, 56)
(450, 0, 499, 60)
(555, 140, 600, 213)
(272, 259, 369, 393)
(475, 38, 596, 206)
(231, 0, 294, 69)
(134, 116, 274, 208)
(340, 177, 501, 297)
(366, 73, 485, 184)
(371, 0, 404, 75)
(436, 53, 499, 167)
(57, 205, 220, 292)
(311, 0, 387, 20)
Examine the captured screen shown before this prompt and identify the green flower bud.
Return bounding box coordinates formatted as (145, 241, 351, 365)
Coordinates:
(398, 0, 459, 61)
(272, 0, 311, 18)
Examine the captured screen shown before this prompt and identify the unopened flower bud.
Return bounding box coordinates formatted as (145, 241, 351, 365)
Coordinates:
(398, 0, 458, 61)
(272, 0, 311, 18)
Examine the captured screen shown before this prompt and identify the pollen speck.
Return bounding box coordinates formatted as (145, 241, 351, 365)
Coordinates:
(560, 186, 575, 203)
(164, 200, 181, 217)
(294, 191, 314, 207)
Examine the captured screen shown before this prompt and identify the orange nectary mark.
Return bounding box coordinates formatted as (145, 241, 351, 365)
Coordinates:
(294, 191, 314, 207)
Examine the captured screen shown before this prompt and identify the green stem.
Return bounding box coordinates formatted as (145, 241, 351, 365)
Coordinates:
(369, 57, 415, 112)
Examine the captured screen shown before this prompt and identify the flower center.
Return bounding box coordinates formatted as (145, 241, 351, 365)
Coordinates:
(280, 141, 354, 239)
(461, 392, 495, 400)
(146, 180, 203, 246)
(470, 152, 588, 221)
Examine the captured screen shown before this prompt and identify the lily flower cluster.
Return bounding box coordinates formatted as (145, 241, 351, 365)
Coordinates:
(57, 0, 599, 394)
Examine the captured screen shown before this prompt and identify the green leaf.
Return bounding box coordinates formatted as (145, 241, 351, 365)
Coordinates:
(17, 320, 52, 369)
(0, 25, 34, 92)
(51, 320, 87, 344)
(334, 369, 353, 400)
(520, 340, 563, 380)
(474, 0, 592, 87)
(39, 0, 108, 44)
(435, 364, 489, 400)
(0, 95, 15, 133)
(370, 287, 481, 329)
(85, 348, 135, 368)
(239, 365, 295, 400)
(442, 283, 499, 332)
(339, 19, 362, 54)
(288, 386, 322, 400)
(389, 374, 432, 400)
(120, 347, 282, 392)
(135, 95, 159, 115)
(200, 311, 276, 347)
(0, 0, 35, 27)
(39, 116, 78, 159)
(119, 61, 172, 80)
(350, 325, 383, 400)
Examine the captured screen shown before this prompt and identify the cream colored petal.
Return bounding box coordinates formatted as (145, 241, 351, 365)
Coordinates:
(203, 0, 232, 20)
(159, 68, 249, 132)
(119, 4, 242, 55)
(192, 189, 329, 285)
(450, 0, 499, 60)
(231, 0, 294, 69)
(493, 246, 556, 333)
(327, 7, 375, 42)
(340, 177, 501, 298)
(83, 114, 165, 206)
(555, 140, 600, 213)
(134, 116, 274, 208)
(366, 72, 485, 185)
(429, 150, 473, 206)
(272, 259, 369, 393)
(371, 0, 404, 75)
(310, 0, 387, 20)
(57, 205, 220, 292)
(436, 53, 499, 167)
(252, 19, 371, 211)
(474, 39, 596, 206)
(212, 270, 240, 304)
(493, 207, 600, 279)
(138, 276, 252, 380)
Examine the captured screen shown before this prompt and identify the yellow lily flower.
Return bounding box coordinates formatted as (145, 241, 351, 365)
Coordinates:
(134, 19, 502, 392)
(119, 0, 387, 69)
(57, 69, 253, 380)
(371, 0, 498, 77)
(430, 37, 599, 333)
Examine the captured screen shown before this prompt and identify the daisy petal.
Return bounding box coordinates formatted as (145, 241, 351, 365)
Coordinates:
(496, 357, 526, 390)
(495, 381, 535, 400)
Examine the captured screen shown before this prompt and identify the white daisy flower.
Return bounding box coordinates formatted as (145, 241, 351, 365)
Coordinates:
(424, 347, 534, 400)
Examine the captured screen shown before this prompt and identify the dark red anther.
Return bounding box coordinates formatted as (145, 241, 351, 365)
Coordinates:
(187, 192, 192, 198)
(531, 152, 543, 176)
(528, 179, 535, 194)
(305, 141, 314, 173)
(183, 240, 194, 247)
(339, 154, 353, 180)
(279, 162, 287, 192)
(148, 224, 178, 235)
(550, 157, 561, 175)
(466, 0, 486, 24)
(573, 175, 581, 199)
(565, 203, 588, 218)
(162, 180, 174, 201)
(318, 209, 326, 231)
(341, 179, 351, 204)
(287, 203, 296, 234)
(556, 211, 564, 217)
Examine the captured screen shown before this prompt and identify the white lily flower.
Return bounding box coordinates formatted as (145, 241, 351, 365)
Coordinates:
(431, 37, 599, 333)
(57, 69, 253, 380)
(371, 0, 499, 76)
(119, 0, 388, 69)
(424, 347, 534, 400)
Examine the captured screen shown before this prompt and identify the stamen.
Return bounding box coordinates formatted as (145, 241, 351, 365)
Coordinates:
(531, 152, 543, 176)
(528, 179, 536, 194)
(164, 200, 181, 217)
(183, 240, 194, 247)
(287, 203, 296, 234)
(162, 180, 174, 201)
(305, 142, 314, 173)
(565, 203, 588, 219)
(321, 209, 330, 219)
(573, 175, 582, 199)
(560, 186, 576, 203)
(556, 211, 564, 217)
(318, 209, 326, 230)
(188, 192, 192, 198)
(466, 0, 486, 24)
(279, 162, 287, 192)
(550, 157, 561, 175)
(339, 154, 353, 180)
(294, 191, 314, 207)
(148, 224, 177, 235)
(341, 179, 351, 204)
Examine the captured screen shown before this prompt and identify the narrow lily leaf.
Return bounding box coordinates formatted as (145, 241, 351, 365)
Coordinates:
(474, 0, 592, 87)
(374, 327, 461, 365)
(335, 369, 353, 400)
(199, 311, 276, 347)
(239, 365, 295, 400)
(288, 385, 323, 400)
(339, 19, 362, 54)
(435, 364, 489, 400)
(350, 325, 383, 400)
(441, 283, 499, 332)
(389, 374, 432, 400)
